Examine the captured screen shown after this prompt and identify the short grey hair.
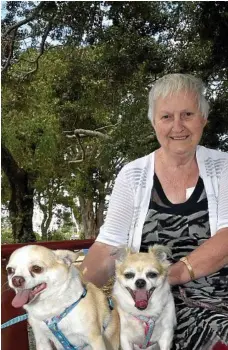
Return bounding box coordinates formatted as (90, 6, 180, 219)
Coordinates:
(148, 73, 210, 124)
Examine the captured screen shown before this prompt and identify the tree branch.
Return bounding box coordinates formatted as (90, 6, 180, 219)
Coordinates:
(21, 19, 54, 79)
(68, 135, 86, 164)
(95, 123, 118, 131)
(1, 29, 17, 74)
(2, 2, 46, 38)
(65, 129, 111, 164)
(65, 129, 110, 139)
(2, 3, 55, 78)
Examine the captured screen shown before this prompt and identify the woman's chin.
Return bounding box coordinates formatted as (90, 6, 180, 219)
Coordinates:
(166, 144, 196, 156)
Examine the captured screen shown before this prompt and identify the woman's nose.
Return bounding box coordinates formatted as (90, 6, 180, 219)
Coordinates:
(172, 116, 184, 132)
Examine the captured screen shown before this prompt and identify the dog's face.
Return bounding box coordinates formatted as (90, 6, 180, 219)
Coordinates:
(6, 245, 79, 309)
(115, 245, 171, 310)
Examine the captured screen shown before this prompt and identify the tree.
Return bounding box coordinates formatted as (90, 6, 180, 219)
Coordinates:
(2, 1, 105, 77)
(1, 144, 36, 242)
(2, 1, 108, 241)
(44, 45, 158, 238)
(36, 179, 64, 240)
(162, 1, 228, 150)
(2, 1, 228, 241)
(1, 1, 108, 241)
(54, 42, 163, 237)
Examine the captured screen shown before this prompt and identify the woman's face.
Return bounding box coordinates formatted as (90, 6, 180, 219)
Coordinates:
(153, 90, 207, 156)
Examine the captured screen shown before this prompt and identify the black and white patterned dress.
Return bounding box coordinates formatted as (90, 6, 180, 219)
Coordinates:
(140, 174, 228, 349)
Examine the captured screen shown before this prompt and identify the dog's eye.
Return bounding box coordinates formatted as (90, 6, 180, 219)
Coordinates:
(31, 265, 43, 274)
(6, 267, 15, 275)
(146, 272, 158, 279)
(124, 272, 135, 279)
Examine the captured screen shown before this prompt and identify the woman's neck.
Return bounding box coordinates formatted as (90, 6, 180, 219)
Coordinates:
(157, 148, 197, 170)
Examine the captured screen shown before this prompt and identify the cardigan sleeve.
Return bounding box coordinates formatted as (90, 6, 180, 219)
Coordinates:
(217, 160, 228, 231)
(96, 167, 134, 247)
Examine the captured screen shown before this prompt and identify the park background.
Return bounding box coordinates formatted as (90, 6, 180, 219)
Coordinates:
(1, 1, 228, 244)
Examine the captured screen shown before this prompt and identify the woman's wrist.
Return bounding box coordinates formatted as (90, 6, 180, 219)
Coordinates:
(168, 260, 192, 285)
(179, 256, 195, 280)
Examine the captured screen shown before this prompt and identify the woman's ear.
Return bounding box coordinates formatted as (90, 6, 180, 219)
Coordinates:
(202, 117, 208, 128)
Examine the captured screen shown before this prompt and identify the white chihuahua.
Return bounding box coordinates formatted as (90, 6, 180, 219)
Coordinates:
(7, 245, 120, 350)
(113, 245, 176, 350)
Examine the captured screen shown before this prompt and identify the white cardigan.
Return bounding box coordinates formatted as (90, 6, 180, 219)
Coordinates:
(96, 146, 228, 252)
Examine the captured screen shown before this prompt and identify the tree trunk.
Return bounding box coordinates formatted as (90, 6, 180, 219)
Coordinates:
(1, 144, 36, 243)
(79, 196, 97, 239)
(96, 197, 105, 236)
(79, 193, 106, 239)
(38, 198, 53, 241)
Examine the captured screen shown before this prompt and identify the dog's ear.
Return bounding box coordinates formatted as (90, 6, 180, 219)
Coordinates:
(54, 250, 81, 266)
(148, 245, 171, 262)
(111, 246, 137, 266)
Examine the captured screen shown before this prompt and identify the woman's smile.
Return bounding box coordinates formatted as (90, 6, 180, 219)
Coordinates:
(169, 136, 189, 140)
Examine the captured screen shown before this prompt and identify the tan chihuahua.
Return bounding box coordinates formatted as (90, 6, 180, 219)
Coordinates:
(7, 245, 120, 350)
(113, 245, 176, 350)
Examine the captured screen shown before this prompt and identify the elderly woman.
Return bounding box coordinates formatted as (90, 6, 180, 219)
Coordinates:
(81, 74, 228, 349)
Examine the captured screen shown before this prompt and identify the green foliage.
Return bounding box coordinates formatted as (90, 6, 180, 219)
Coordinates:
(1, 229, 15, 244)
(45, 230, 73, 241)
(2, 1, 228, 239)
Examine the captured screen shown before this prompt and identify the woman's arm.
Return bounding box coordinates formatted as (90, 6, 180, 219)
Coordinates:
(80, 242, 116, 287)
(168, 228, 228, 285)
(169, 160, 228, 285)
(80, 167, 134, 287)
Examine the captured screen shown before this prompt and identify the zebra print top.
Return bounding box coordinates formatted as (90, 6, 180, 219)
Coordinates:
(141, 174, 228, 305)
(96, 146, 228, 251)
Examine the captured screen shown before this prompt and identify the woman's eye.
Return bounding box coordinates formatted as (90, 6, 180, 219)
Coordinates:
(161, 114, 173, 121)
(162, 115, 170, 119)
(183, 112, 193, 117)
(124, 272, 135, 279)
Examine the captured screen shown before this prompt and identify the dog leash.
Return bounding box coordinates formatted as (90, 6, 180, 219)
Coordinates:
(178, 287, 228, 316)
(1, 313, 28, 329)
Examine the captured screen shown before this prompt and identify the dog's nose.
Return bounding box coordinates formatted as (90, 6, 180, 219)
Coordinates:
(135, 279, 146, 289)
(12, 276, 25, 288)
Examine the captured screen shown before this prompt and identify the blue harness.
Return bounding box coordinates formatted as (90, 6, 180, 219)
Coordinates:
(44, 289, 114, 350)
(44, 288, 88, 350)
(1, 288, 114, 350)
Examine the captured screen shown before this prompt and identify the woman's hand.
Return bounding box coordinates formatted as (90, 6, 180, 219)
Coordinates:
(168, 228, 228, 285)
(80, 242, 116, 287)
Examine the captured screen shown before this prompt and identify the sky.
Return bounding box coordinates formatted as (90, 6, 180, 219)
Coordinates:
(1, 1, 6, 18)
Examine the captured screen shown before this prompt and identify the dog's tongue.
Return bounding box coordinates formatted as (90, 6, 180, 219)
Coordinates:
(12, 290, 31, 308)
(134, 290, 148, 309)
